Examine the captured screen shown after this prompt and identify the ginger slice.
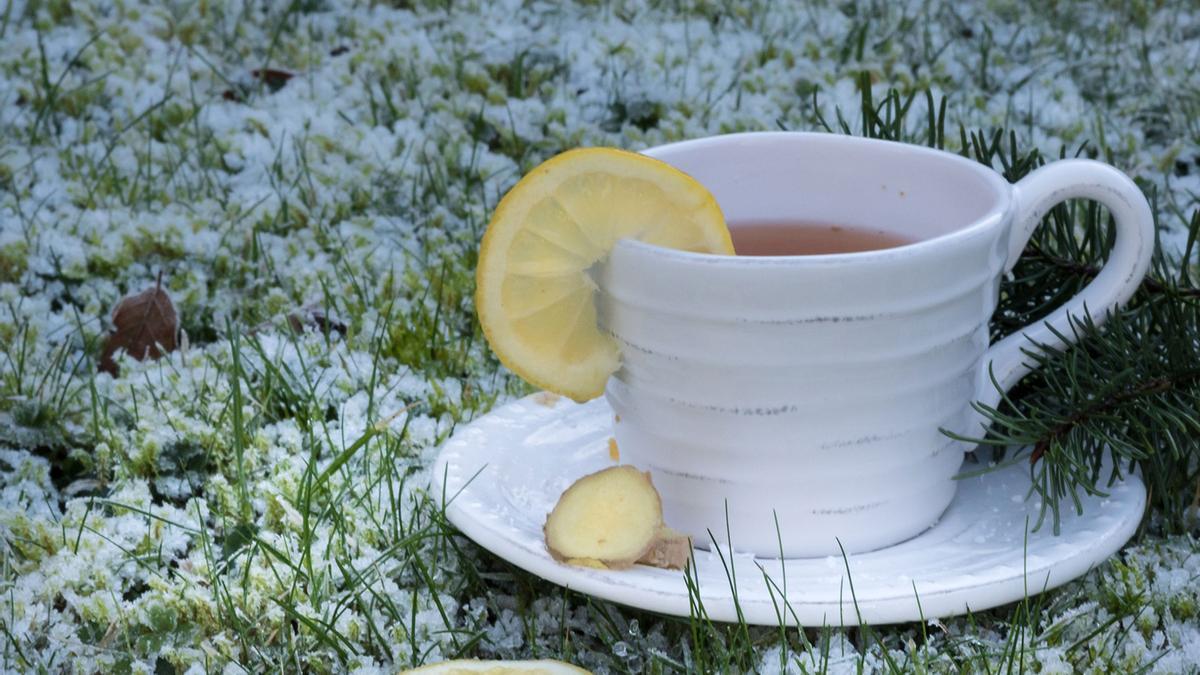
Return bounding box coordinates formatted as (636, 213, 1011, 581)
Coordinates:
(564, 557, 609, 570)
(544, 466, 693, 571)
(636, 526, 692, 570)
(544, 466, 663, 569)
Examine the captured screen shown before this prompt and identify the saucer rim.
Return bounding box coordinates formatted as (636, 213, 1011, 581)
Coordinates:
(432, 395, 1146, 626)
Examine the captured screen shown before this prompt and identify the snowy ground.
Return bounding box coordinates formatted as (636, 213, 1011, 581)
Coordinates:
(2, 0, 1199, 672)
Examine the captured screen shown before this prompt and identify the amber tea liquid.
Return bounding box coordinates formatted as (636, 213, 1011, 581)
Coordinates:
(730, 221, 915, 256)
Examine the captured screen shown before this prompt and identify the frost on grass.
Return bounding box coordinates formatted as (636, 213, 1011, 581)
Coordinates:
(1, 0, 1199, 671)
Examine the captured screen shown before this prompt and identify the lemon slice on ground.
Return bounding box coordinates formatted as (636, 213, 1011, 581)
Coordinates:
(404, 659, 591, 674)
(476, 147, 733, 401)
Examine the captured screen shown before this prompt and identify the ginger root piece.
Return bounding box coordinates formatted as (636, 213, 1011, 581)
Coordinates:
(636, 526, 692, 570)
(544, 466, 693, 571)
(544, 466, 663, 569)
(565, 557, 609, 570)
(404, 659, 591, 674)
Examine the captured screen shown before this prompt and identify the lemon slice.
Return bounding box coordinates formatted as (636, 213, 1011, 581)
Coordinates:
(403, 659, 591, 674)
(476, 147, 732, 401)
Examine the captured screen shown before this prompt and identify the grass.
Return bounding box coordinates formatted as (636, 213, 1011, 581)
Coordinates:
(1, 0, 1200, 672)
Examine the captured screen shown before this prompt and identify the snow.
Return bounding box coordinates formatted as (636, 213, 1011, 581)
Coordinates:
(1, 0, 1199, 671)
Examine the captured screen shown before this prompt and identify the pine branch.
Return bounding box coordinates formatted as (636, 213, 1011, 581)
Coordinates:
(1020, 246, 1200, 300)
(827, 80, 1200, 534)
(1028, 370, 1200, 465)
(970, 302, 1200, 533)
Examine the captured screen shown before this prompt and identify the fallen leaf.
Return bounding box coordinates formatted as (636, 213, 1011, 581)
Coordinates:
(286, 304, 347, 336)
(99, 272, 179, 376)
(251, 68, 295, 92)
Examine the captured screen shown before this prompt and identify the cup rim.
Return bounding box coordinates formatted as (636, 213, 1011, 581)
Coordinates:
(629, 131, 1013, 265)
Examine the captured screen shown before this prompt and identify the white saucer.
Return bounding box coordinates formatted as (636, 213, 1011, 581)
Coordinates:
(431, 394, 1145, 626)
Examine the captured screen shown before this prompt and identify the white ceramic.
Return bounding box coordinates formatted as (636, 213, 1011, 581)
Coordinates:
(593, 132, 1154, 558)
(431, 395, 1146, 626)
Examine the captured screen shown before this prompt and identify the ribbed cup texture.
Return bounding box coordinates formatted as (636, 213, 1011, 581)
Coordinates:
(599, 224, 1010, 557)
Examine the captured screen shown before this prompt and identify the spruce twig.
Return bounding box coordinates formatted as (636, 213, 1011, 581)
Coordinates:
(829, 79, 1200, 534)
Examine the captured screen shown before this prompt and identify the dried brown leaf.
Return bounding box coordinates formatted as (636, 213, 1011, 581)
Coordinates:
(99, 274, 179, 376)
(286, 304, 346, 336)
(251, 68, 295, 92)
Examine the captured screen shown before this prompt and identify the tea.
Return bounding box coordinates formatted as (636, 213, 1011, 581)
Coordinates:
(730, 221, 914, 256)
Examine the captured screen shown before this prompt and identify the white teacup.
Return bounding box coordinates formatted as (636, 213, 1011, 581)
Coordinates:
(598, 132, 1153, 558)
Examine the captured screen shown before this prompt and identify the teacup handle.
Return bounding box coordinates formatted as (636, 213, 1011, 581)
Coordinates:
(975, 159, 1155, 419)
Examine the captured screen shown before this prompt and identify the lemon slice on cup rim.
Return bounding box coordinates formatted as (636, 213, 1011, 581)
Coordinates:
(475, 147, 734, 402)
